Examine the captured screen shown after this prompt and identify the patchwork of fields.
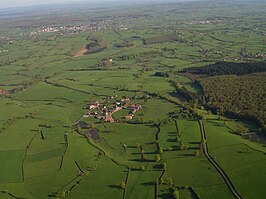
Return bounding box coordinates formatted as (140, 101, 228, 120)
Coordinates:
(0, 1, 266, 198)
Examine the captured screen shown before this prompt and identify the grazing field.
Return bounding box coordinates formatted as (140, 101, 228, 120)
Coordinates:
(0, 0, 266, 198)
(204, 120, 266, 199)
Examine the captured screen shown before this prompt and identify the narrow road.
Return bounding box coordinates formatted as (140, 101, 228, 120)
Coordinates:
(198, 120, 243, 199)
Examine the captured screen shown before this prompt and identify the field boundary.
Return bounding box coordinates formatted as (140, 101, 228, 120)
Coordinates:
(198, 120, 243, 199)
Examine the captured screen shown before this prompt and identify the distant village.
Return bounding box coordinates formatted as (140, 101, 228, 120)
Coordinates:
(25, 21, 128, 37)
(83, 96, 141, 123)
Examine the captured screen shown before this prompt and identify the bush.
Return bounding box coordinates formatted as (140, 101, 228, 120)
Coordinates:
(162, 162, 167, 170)
(172, 190, 180, 199)
(120, 181, 126, 189)
(155, 154, 161, 162)
(166, 146, 173, 151)
(140, 164, 146, 171)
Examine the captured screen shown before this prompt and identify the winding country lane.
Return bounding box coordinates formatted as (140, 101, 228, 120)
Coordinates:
(198, 120, 243, 199)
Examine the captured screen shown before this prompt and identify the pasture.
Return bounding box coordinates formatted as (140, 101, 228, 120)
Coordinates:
(0, 1, 266, 198)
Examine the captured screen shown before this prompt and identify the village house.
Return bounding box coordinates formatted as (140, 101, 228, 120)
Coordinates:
(104, 115, 115, 123)
(130, 104, 141, 114)
(124, 115, 133, 120)
(89, 101, 99, 110)
(115, 101, 121, 106)
(83, 114, 90, 118)
(86, 96, 141, 122)
(101, 58, 113, 65)
(121, 97, 131, 102)
(0, 89, 6, 96)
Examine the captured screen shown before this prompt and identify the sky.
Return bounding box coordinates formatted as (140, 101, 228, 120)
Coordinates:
(0, 0, 187, 9)
(0, 0, 91, 8)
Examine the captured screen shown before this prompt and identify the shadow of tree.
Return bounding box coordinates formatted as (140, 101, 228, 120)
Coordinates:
(108, 185, 121, 190)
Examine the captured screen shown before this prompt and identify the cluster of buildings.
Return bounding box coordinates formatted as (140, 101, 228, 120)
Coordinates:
(240, 52, 266, 59)
(25, 20, 125, 37)
(83, 97, 141, 123)
(0, 49, 9, 53)
(26, 25, 89, 36)
(254, 52, 266, 59)
(124, 104, 142, 120)
(100, 58, 113, 65)
(187, 18, 224, 25)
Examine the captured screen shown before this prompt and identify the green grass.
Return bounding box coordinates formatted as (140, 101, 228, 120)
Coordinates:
(67, 158, 126, 199)
(204, 120, 266, 198)
(0, 1, 266, 198)
(141, 99, 177, 122)
(126, 170, 160, 199)
(0, 150, 25, 182)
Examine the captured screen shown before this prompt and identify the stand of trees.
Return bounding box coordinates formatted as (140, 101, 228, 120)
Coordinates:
(85, 41, 100, 50)
(114, 41, 134, 48)
(154, 72, 170, 78)
(143, 33, 184, 45)
(84, 40, 107, 54)
(199, 73, 266, 132)
(182, 61, 266, 76)
(170, 104, 201, 120)
(170, 79, 198, 101)
(116, 50, 162, 61)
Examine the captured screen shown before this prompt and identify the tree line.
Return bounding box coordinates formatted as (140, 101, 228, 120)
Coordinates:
(182, 61, 266, 76)
(143, 33, 184, 45)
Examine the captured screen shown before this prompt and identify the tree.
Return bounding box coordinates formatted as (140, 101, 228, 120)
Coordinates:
(183, 145, 189, 150)
(159, 147, 164, 154)
(180, 143, 185, 150)
(141, 149, 146, 161)
(166, 146, 173, 151)
(159, 178, 165, 184)
(155, 154, 161, 162)
(167, 177, 173, 185)
(40, 129, 45, 140)
(62, 191, 66, 198)
(123, 144, 127, 151)
(64, 133, 68, 146)
(178, 129, 181, 137)
(120, 181, 126, 189)
(236, 125, 247, 135)
(223, 121, 226, 126)
(172, 190, 180, 199)
(162, 162, 167, 170)
(201, 139, 207, 144)
(176, 136, 181, 143)
(140, 164, 146, 171)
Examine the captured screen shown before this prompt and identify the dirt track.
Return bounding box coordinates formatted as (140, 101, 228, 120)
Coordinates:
(74, 46, 88, 58)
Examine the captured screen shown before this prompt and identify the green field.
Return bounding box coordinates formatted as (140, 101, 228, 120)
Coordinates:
(0, 0, 265, 198)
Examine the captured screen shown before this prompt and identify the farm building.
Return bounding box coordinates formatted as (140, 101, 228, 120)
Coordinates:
(0, 89, 6, 96)
(131, 104, 141, 113)
(89, 101, 99, 109)
(104, 115, 115, 123)
(124, 115, 133, 120)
